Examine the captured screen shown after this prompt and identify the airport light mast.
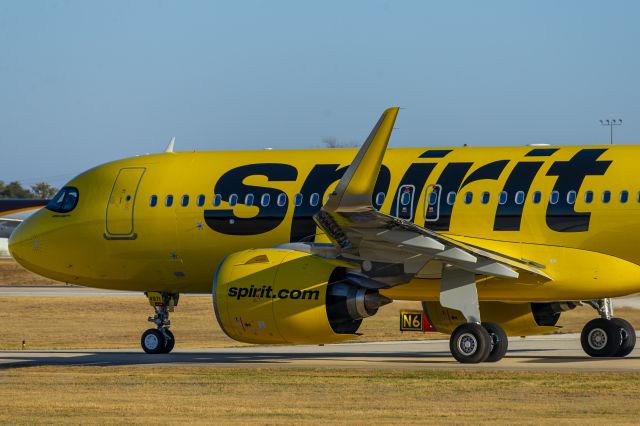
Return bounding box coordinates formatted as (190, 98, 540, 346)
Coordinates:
(599, 118, 622, 145)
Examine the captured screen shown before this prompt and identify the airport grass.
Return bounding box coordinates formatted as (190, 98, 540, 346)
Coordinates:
(0, 258, 60, 285)
(2, 295, 640, 350)
(0, 366, 639, 424)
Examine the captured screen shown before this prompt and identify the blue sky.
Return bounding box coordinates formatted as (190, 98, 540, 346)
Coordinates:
(1, 1, 639, 187)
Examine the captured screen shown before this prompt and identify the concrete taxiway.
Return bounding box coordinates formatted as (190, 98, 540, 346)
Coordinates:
(1, 334, 639, 371)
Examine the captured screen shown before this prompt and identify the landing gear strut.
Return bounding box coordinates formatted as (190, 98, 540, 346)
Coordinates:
(141, 292, 179, 354)
(581, 298, 636, 358)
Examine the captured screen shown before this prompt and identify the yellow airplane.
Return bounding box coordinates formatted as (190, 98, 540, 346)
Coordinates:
(9, 107, 639, 363)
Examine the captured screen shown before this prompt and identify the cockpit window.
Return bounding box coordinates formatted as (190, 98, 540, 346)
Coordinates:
(46, 187, 79, 213)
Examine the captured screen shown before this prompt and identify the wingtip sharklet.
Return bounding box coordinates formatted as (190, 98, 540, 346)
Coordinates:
(324, 107, 400, 212)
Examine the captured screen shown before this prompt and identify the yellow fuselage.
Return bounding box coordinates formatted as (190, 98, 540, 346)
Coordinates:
(10, 145, 640, 302)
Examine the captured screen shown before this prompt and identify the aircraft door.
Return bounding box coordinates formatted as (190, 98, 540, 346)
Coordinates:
(395, 185, 416, 221)
(105, 167, 146, 240)
(424, 184, 442, 222)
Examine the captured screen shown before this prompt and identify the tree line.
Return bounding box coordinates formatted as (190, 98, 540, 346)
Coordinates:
(1, 138, 351, 200)
(0, 181, 58, 199)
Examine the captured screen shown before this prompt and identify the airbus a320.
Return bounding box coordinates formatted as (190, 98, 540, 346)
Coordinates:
(9, 108, 638, 363)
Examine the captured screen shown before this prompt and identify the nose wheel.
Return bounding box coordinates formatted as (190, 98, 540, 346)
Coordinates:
(142, 292, 179, 354)
(141, 328, 175, 354)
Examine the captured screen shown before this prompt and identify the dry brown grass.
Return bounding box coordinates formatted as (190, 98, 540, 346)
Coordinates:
(3, 297, 640, 424)
(0, 366, 639, 424)
(0, 258, 61, 286)
(2, 295, 639, 350)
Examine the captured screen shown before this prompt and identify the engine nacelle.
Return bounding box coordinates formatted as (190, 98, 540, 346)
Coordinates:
(213, 249, 390, 344)
(422, 301, 577, 336)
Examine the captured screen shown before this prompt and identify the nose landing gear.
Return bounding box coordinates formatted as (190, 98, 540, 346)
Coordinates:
(141, 292, 179, 354)
(581, 299, 636, 358)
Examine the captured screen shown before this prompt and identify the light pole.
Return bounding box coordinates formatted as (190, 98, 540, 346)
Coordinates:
(599, 118, 622, 145)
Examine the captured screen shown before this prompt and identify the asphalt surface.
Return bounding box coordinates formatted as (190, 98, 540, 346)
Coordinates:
(1, 286, 639, 371)
(1, 335, 639, 371)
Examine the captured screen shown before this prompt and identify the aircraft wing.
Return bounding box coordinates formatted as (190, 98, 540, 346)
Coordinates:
(313, 107, 550, 288)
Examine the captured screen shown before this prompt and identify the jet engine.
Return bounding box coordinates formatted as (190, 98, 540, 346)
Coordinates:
(422, 301, 578, 336)
(213, 248, 390, 344)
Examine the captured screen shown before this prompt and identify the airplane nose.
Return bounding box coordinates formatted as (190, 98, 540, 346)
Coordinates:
(8, 218, 34, 263)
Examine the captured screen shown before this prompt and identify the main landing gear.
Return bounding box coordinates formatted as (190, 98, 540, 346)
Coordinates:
(581, 298, 636, 358)
(141, 292, 179, 354)
(440, 266, 509, 364)
(449, 322, 508, 364)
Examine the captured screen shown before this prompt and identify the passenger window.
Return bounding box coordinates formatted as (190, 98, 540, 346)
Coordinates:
(149, 195, 158, 207)
(620, 190, 629, 203)
(463, 192, 472, 204)
(401, 191, 412, 206)
(637, 191, 640, 203)
(277, 193, 287, 207)
(446, 192, 456, 205)
(428, 191, 438, 206)
(213, 194, 222, 207)
(375, 192, 385, 206)
(567, 190, 576, 205)
(584, 191, 594, 204)
(181, 195, 189, 207)
(245, 193, 254, 206)
(602, 191, 611, 203)
(196, 194, 205, 207)
(310, 193, 320, 207)
(532, 191, 541, 204)
(261, 193, 271, 207)
(294, 193, 303, 207)
(498, 191, 508, 205)
(229, 194, 238, 206)
(515, 191, 525, 205)
(481, 192, 490, 204)
(165, 195, 174, 207)
(550, 191, 559, 205)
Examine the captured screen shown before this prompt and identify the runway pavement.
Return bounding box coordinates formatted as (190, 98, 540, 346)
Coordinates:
(1, 334, 639, 371)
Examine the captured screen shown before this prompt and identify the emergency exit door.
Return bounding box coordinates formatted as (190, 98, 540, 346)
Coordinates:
(395, 185, 416, 221)
(105, 167, 146, 240)
(424, 184, 442, 222)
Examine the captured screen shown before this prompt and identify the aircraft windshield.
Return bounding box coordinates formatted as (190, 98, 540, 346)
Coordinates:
(46, 187, 79, 213)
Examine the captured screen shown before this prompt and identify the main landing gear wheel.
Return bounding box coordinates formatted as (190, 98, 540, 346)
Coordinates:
(449, 323, 492, 364)
(482, 322, 509, 363)
(580, 318, 623, 357)
(141, 329, 166, 354)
